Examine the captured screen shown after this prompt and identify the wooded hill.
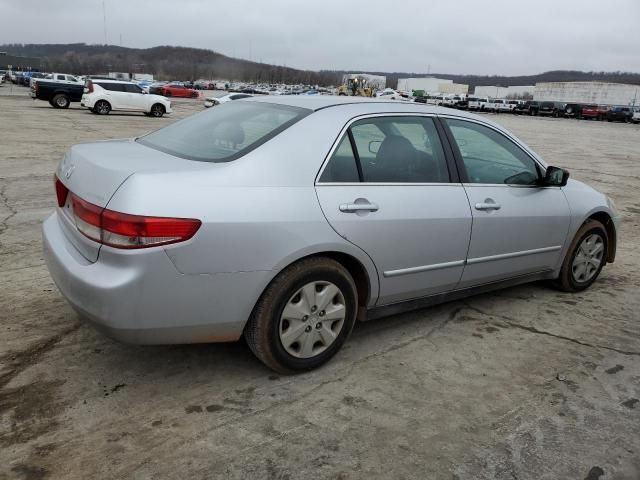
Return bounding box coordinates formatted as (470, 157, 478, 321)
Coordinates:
(3, 43, 640, 88)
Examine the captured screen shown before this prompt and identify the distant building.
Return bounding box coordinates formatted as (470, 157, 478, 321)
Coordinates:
(397, 77, 468, 95)
(0, 52, 41, 71)
(474, 85, 535, 98)
(534, 82, 639, 106)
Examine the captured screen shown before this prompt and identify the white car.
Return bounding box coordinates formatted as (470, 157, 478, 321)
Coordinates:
(487, 99, 511, 113)
(376, 88, 410, 101)
(468, 96, 489, 111)
(204, 92, 253, 108)
(632, 108, 640, 124)
(81, 79, 172, 117)
(44, 73, 83, 85)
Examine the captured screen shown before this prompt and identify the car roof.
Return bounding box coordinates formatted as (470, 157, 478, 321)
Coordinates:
(244, 95, 479, 114)
(92, 79, 136, 84)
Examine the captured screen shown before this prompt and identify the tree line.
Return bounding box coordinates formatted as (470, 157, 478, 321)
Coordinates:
(3, 43, 640, 88)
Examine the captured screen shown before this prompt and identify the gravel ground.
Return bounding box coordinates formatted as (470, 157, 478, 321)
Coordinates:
(1, 87, 639, 480)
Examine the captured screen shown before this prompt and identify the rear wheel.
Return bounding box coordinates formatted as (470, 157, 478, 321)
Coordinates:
(244, 257, 358, 374)
(52, 94, 70, 109)
(555, 220, 608, 292)
(95, 100, 111, 115)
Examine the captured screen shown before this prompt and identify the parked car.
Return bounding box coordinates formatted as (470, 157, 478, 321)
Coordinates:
(581, 104, 609, 121)
(147, 82, 167, 95)
(159, 84, 199, 98)
(632, 108, 640, 124)
(468, 97, 489, 111)
(488, 99, 511, 113)
(561, 103, 584, 119)
(30, 79, 84, 108)
(81, 79, 172, 117)
(204, 92, 253, 108)
(44, 73, 83, 85)
(606, 106, 633, 123)
(537, 101, 562, 117)
(43, 97, 619, 373)
(514, 100, 539, 115)
(28, 72, 47, 87)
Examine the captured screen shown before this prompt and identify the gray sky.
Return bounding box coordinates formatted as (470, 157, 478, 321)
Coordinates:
(1, 0, 639, 75)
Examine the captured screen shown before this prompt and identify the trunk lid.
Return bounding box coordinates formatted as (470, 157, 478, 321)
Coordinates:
(55, 138, 210, 262)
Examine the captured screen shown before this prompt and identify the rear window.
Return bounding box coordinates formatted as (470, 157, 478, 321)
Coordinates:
(137, 101, 310, 163)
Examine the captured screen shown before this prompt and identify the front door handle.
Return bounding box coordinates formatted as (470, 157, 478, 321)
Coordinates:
(339, 202, 379, 213)
(475, 202, 501, 211)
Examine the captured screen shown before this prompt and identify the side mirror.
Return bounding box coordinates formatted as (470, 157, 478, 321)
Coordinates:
(542, 166, 569, 187)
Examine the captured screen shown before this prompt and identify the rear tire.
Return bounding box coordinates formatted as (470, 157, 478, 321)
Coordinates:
(244, 257, 358, 374)
(52, 94, 70, 109)
(555, 220, 608, 292)
(95, 100, 111, 115)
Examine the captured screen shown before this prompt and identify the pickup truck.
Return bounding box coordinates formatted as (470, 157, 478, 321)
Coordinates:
(468, 97, 489, 111)
(30, 80, 84, 108)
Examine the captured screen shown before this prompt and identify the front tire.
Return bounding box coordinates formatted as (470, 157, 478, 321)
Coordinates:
(244, 257, 358, 374)
(149, 103, 165, 117)
(555, 220, 608, 292)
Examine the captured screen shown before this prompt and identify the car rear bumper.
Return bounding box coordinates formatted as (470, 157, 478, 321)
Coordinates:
(43, 212, 266, 344)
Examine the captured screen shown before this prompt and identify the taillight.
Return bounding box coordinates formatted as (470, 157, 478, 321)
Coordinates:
(70, 193, 200, 249)
(54, 175, 69, 207)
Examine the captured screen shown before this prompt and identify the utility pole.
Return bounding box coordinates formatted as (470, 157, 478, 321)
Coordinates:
(102, 0, 107, 45)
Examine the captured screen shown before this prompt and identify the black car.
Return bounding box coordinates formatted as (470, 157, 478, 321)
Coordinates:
(514, 101, 539, 115)
(606, 106, 633, 123)
(538, 101, 562, 117)
(562, 103, 584, 118)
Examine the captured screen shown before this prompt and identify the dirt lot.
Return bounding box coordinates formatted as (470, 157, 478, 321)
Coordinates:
(1, 86, 639, 480)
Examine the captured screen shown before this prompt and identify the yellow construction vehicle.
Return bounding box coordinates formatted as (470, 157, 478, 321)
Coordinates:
(337, 75, 376, 97)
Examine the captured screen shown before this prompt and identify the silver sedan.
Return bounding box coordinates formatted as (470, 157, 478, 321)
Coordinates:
(43, 97, 620, 373)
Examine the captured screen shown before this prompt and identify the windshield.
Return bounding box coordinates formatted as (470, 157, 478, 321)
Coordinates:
(138, 101, 310, 162)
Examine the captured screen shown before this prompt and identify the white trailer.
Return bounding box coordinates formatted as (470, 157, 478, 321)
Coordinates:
(534, 82, 639, 106)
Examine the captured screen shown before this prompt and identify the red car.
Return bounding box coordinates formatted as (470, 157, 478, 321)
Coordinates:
(159, 84, 199, 98)
(581, 104, 609, 120)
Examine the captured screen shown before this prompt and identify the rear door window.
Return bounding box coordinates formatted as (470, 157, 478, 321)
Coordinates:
(124, 84, 142, 93)
(322, 116, 450, 183)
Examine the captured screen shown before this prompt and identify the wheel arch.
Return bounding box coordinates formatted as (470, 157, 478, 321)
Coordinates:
(585, 211, 617, 262)
(261, 248, 378, 322)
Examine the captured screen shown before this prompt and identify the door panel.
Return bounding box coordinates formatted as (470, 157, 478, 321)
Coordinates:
(316, 185, 472, 305)
(317, 115, 473, 305)
(442, 117, 571, 287)
(459, 185, 569, 287)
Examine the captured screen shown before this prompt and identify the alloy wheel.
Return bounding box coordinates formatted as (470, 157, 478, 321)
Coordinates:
(278, 281, 346, 359)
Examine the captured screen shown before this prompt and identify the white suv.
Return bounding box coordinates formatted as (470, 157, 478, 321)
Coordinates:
(81, 79, 172, 117)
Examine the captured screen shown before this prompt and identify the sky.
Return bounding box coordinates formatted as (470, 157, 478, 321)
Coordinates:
(1, 0, 639, 75)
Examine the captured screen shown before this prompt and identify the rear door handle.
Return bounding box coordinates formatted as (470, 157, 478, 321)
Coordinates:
(475, 202, 501, 211)
(339, 202, 379, 213)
